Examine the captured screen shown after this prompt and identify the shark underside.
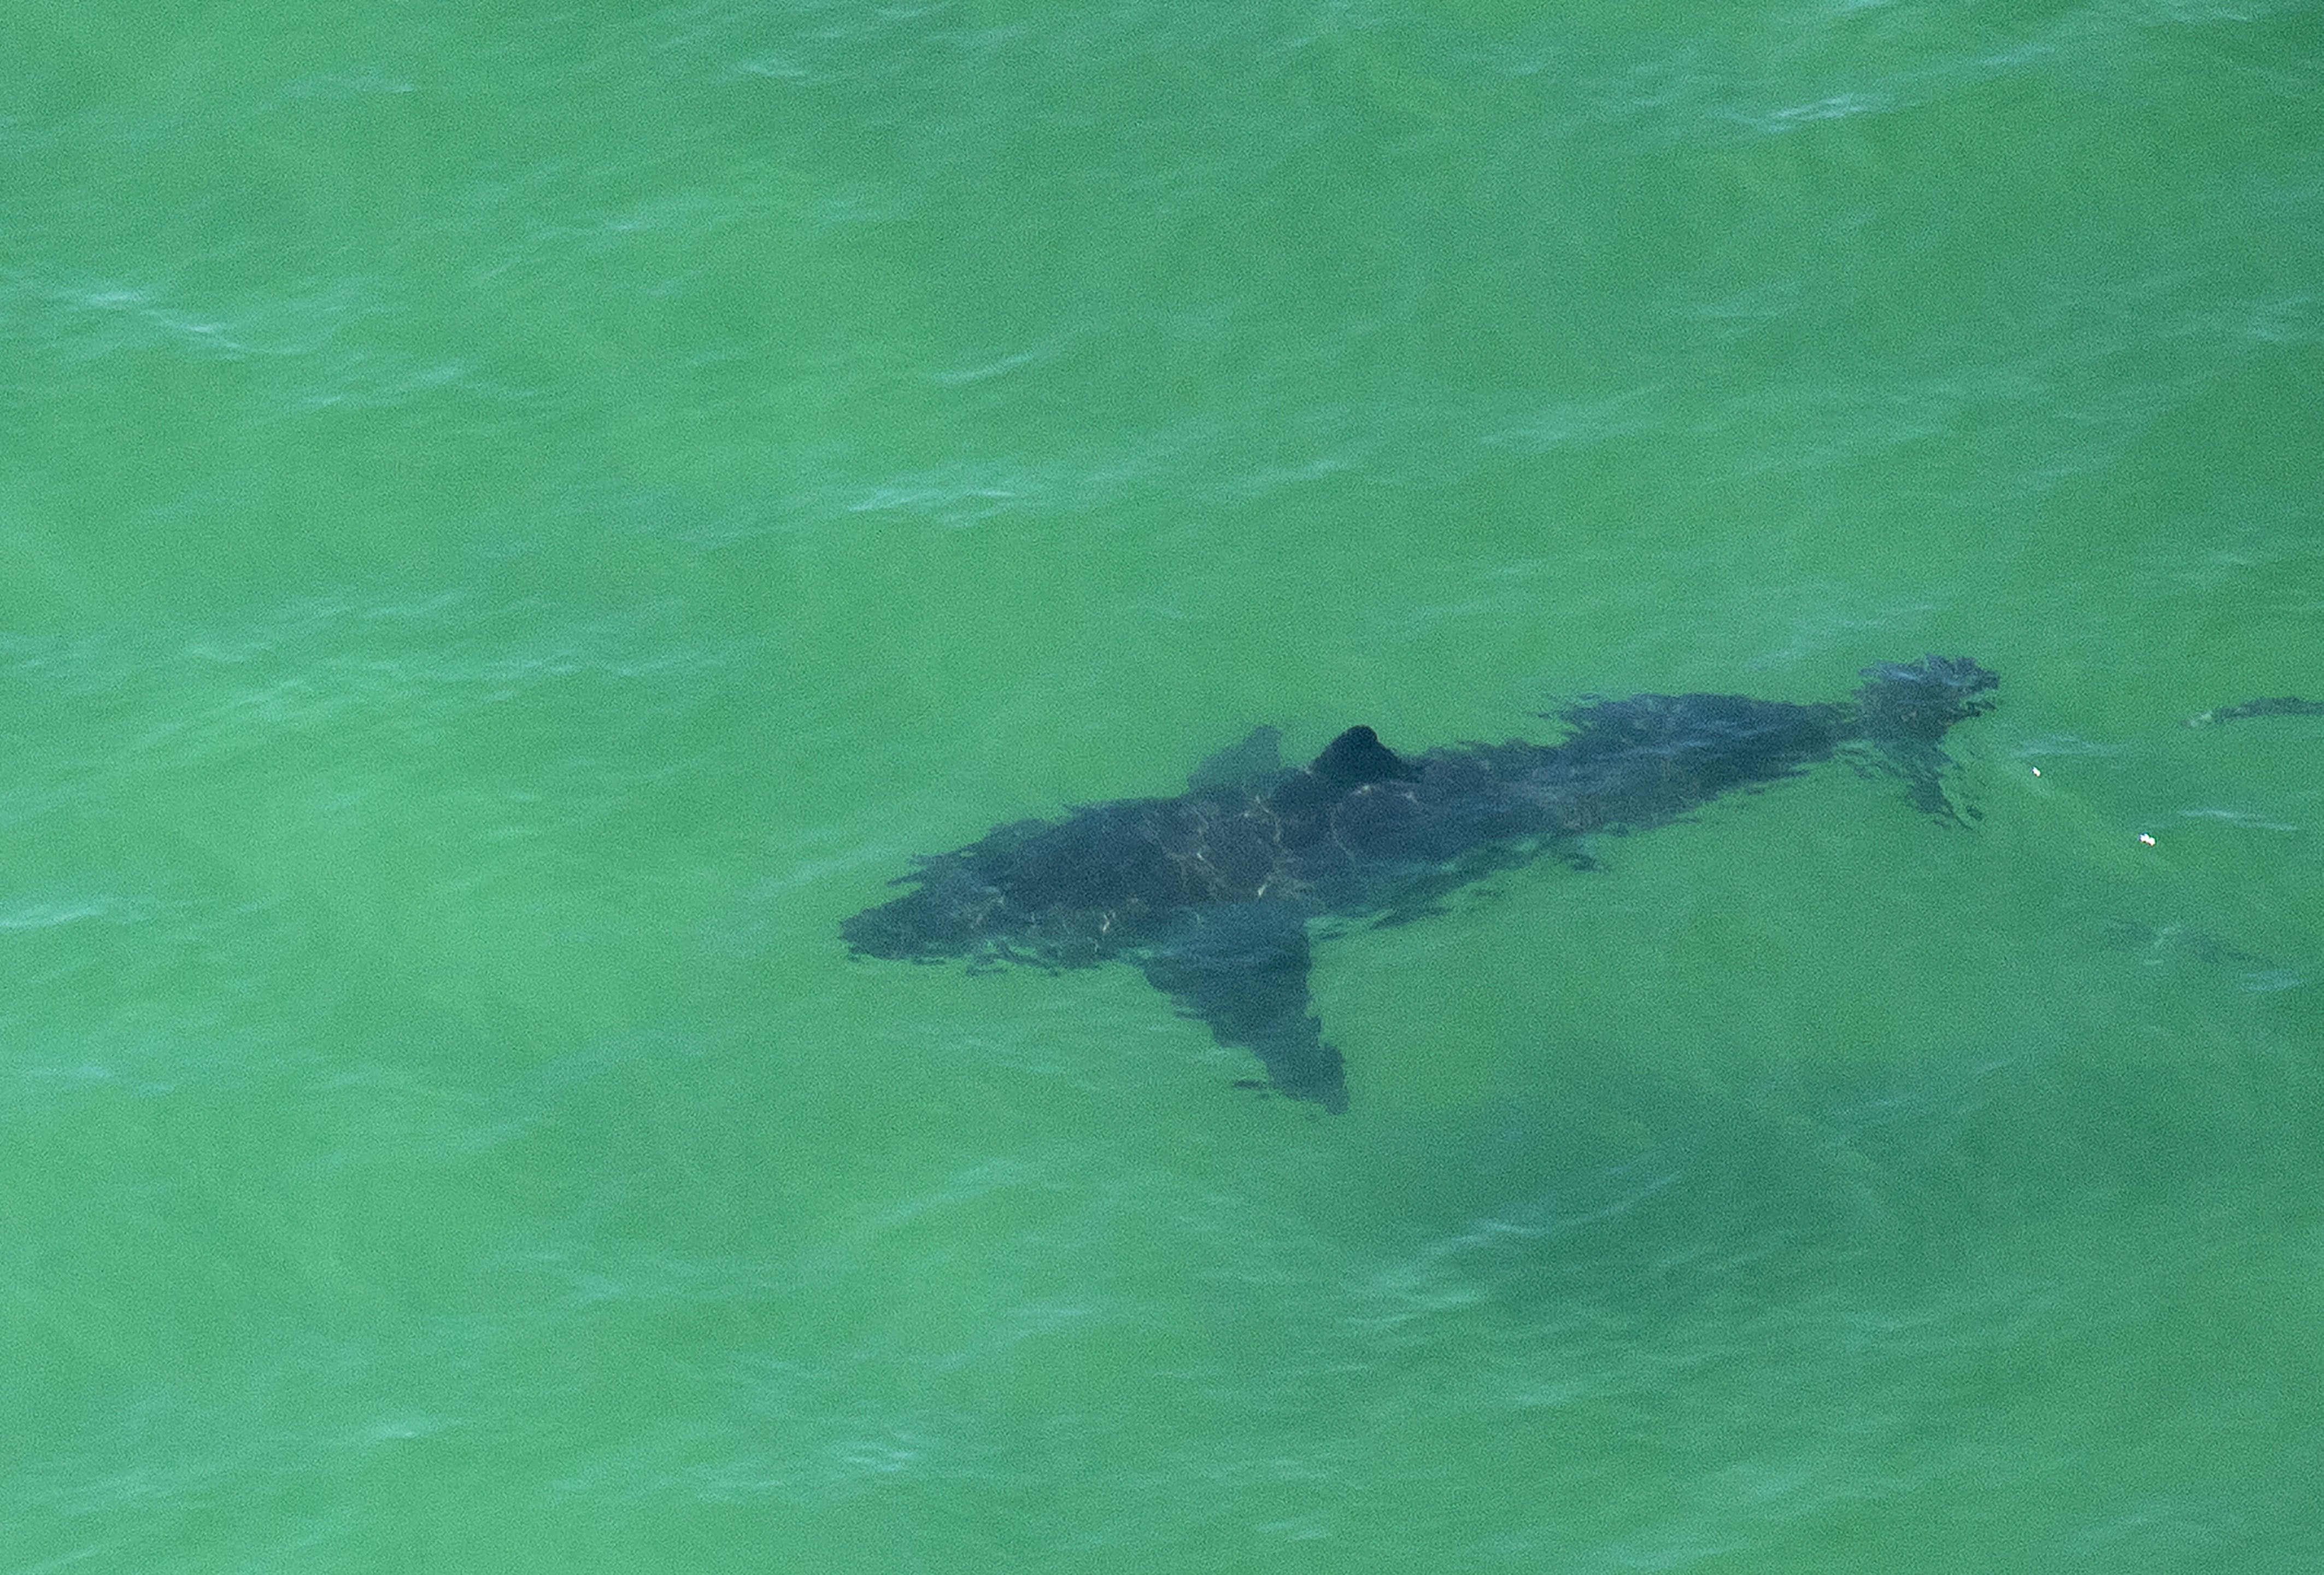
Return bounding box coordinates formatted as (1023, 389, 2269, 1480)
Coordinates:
(843, 655, 1999, 1113)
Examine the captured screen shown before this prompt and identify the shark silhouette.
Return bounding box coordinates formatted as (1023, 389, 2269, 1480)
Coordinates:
(843, 655, 1999, 1113)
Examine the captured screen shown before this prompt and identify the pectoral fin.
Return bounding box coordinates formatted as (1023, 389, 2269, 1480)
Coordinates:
(1187, 725, 1284, 791)
(1136, 903, 1348, 1113)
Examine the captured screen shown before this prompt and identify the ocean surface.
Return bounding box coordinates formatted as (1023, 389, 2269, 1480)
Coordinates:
(5, 1, 2321, 1568)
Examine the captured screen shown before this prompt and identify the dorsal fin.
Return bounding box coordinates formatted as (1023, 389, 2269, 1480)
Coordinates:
(1308, 725, 1411, 790)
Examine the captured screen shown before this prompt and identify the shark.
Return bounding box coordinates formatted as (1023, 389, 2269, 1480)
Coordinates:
(2183, 696, 2324, 727)
(843, 655, 1999, 1113)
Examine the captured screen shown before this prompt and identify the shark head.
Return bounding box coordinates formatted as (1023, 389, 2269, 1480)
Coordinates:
(840, 858, 1011, 963)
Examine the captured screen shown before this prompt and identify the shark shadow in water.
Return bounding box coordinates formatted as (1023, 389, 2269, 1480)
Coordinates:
(843, 655, 1999, 1113)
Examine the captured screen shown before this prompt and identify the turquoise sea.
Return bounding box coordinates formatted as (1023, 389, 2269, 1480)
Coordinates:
(5, 1, 2321, 1568)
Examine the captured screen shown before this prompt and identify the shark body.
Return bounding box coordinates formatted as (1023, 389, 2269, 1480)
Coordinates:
(843, 655, 1998, 1113)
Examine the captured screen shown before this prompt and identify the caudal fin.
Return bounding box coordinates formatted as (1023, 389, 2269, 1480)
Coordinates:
(1853, 655, 1999, 742)
(1850, 655, 1999, 823)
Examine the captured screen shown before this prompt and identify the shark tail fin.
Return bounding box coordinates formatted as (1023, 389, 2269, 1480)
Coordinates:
(1853, 655, 1999, 742)
(1849, 655, 2000, 824)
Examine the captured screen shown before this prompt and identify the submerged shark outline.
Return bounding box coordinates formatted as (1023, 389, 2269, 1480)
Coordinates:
(843, 655, 1999, 1113)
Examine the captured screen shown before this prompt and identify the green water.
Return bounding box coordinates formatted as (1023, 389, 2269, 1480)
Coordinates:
(5, 0, 2321, 1568)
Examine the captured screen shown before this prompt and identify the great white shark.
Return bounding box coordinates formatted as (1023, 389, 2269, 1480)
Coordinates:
(843, 655, 1999, 1113)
